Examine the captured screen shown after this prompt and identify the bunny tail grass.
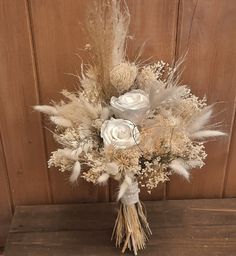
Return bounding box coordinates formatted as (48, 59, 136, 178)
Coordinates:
(111, 201, 152, 255)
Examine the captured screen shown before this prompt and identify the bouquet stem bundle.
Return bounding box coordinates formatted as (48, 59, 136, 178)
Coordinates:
(112, 182, 152, 255)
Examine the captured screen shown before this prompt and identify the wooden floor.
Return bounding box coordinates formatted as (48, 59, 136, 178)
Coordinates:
(3, 199, 236, 255)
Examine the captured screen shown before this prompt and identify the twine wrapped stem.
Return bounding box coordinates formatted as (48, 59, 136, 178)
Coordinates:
(112, 181, 152, 255)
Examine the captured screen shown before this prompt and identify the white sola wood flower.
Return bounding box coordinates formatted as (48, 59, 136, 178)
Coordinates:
(101, 118, 140, 149)
(111, 89, 149, 111)
(110, 89, 150, 123)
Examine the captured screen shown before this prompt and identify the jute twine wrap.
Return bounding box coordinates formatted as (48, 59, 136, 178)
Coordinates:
(112, 181, 152, 255)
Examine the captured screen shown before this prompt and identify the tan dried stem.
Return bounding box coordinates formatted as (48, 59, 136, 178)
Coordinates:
(112, 201, 152, 255)
(85, 0, 130, 101)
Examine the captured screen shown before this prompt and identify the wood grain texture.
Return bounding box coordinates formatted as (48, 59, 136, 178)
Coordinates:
(0, 0, 51, 204)
(167, 0, 236, 199)
(28, 0, 108, 203)
(224, 112, 236, 197)
(4, 199, 236, 255)
(0, 134, 12, 246)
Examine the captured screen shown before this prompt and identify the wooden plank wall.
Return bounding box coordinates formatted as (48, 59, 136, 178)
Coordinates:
(0, 0, 235, 247)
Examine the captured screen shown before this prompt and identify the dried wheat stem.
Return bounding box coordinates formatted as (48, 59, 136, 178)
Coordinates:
(112, 182, 151, 255)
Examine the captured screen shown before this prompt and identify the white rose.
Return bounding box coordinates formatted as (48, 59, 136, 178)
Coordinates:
(110, 90, 150, 123)
(101, 118, 140, 149)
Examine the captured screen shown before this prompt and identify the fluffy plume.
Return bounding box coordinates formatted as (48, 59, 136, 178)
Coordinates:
(149, 83, 187, 109)
(169, 159, 190, 180)
(55, 91, 103, 124)
(97, 173, 110, 184)
(58, 148, 82, 161)
(117, 175, 132, 200)
(100, 107, 110, 120)
(50, 116, 72, 127)
(105, 162, 119, 175)
(86, 0, 130, 100)
(187, 105, 213, 134)
(69, 161, 81, 183)
(34, 105, 58, 115)
(190, 130, 225, 140)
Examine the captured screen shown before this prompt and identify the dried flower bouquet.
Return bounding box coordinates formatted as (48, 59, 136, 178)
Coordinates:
(34, 0, 224, 255)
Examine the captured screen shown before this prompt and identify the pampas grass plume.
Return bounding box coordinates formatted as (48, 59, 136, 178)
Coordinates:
(50, 116, 72, 127)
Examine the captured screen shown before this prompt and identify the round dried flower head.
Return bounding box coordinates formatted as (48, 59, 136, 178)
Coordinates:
(137, 66, 157, 90)
(110, 62, 138, 92)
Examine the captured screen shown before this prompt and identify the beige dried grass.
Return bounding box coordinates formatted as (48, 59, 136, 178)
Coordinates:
(86, 0, 130, 101)
(112, 201, 152, 255)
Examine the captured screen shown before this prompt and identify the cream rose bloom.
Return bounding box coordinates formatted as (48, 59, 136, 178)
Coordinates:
(101, 118, 140, 149)
(110, 90, 150, 123)
(110, 89, 149, 112)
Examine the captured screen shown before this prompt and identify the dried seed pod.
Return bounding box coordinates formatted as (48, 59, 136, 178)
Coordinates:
(110, 62, 138, 93)
(136, 66, 157, 90)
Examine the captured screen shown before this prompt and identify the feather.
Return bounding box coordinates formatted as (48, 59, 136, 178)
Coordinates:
(149, 84, 186, 109)
(69, 161, 81, 183)
(169, 159, 190, 181)
(187, 105, 213, 134)
(105, 162, 119, 175)
(71, 148, 83, 158)
(34, 105, 58, 115)
(50, 116, 72, 127)
(58, 148, 82, 161)
(190, 130, 226, 139)
(97, 173, 110, 184)
(100, 107, 110, 120)
(117, 175, 132, 201)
